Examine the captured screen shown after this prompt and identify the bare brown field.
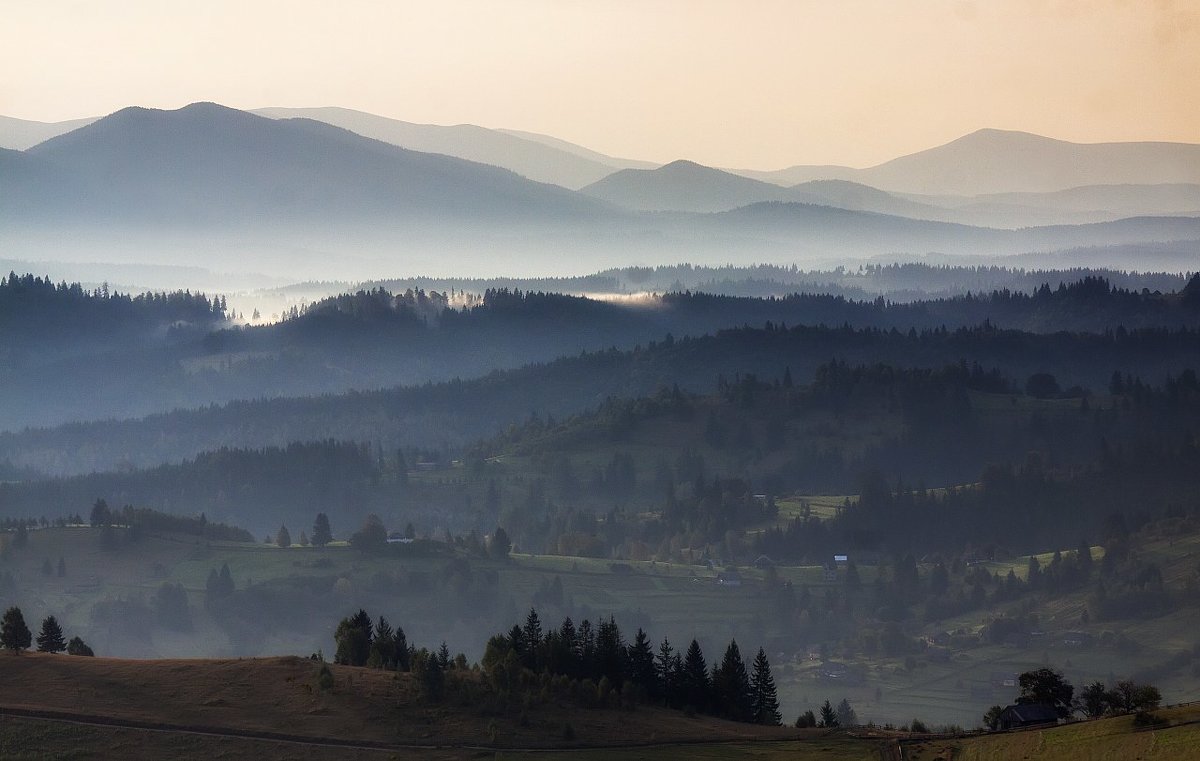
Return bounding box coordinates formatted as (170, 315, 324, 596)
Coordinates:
(0, 652, 804, 752)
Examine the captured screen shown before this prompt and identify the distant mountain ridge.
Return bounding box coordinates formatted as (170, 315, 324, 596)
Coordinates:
(735, 129, 1200, 195)
(584, 154, 1200, 225)
(0, 114, 96, 150)
(251, 106, 653, 189)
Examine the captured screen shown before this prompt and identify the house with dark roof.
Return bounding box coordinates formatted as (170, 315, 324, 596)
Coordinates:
(997, 703, 1058, 730)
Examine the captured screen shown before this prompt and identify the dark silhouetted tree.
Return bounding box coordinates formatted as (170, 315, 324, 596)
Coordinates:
(36, 616, 66, 653)
(67, 636, 94, 656)
(712, 639, 753, 721)
(818, 699, 839, 727)
(627, 628, 657, 696)
(681, 639, 710, 711)
(750, 647, 781, 725)
(334, 609, 373, 666)
(1, 607, 32, 652)
(350, 515, 388, 552)
(1017, 667, 1073, 718)
(835, 698, 859, 727)
(90, 498, 111, 527)
(312, 513, 333, 548)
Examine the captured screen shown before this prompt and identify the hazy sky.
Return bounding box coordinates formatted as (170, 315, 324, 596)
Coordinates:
(3, 0, 1197, 168)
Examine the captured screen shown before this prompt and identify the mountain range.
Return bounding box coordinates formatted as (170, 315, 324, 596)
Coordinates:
(3, 103, 1199, 279)
(6, 108, 1200, 198)
(734, 128, 1200, 195)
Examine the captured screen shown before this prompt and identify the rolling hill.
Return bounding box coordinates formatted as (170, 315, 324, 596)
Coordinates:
(0, 653, 801, 757)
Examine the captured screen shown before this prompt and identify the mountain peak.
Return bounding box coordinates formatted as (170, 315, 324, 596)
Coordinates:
(659, 159, 708, 172)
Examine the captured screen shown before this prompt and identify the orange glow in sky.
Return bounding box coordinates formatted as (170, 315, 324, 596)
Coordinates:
(3, 0, 1197, 168)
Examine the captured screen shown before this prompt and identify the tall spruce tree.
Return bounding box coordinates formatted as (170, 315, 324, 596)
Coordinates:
(312, 513, 333, 548)
(595, 617, 625, 687)
(522, 609, 542, 670)
(0, 607, 32, 652)
(681, 639, 711, 711)
(750, 647, 782, 725)
(712, 639, 753, 721)
(657, 638, 678, 705)
(627, 628, 658, 696)
(36, 616, 66, 653)
(368, 616, 396, 669)
(818, 699, 839, 727)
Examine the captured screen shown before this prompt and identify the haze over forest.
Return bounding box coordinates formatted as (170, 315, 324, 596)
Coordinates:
(3, 3, 1200, 758)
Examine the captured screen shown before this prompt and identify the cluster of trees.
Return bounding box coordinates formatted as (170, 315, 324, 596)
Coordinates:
(331, 609, 461, 699)
(793, 698, 859, 729)
(480, 609, 781, 725)
(0, 607, 92, 656)
(0, 272, 228, 343)
(87, 499, 253, 542)
(371, 263, 1190, 305)
(983, 668, 1162, 728)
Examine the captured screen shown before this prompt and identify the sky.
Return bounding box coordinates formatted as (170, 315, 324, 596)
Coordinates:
(3, 0, 1198, 169)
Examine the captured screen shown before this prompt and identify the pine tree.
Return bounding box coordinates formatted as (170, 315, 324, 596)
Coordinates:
(66, 636, 94, 656)
(818, 699, 839, 727)
(712, 639, 753, 721)
(835, 698, 859, 727)
(334, 609, 373, 666)
(627, 628, 658, 696)
(681, 639, 710, 711)
(394, 625, 410, 672)
(36, 615, 66, 653)
(657, 638, 679, 705)
(312, 513, 333, 548)
(594, 617, 625, 687)
(275, 524, 291, 548)
(368, 616, 396, 669)
(491, 526, 512, 558)
(0, 607, 32, 652)
(522, 608, 543, 669)
(750, 647, 782, 725)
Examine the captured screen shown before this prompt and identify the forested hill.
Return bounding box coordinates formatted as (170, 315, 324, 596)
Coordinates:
(364, 262, 1192, 301)
(3, 360, 1198, 557)
(6, 272, 1200, 432)
(0, 272, 227, 362)
(7, 318, 1200, 478)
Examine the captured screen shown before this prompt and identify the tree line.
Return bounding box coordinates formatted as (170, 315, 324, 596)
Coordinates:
(1, 606, 93, 656)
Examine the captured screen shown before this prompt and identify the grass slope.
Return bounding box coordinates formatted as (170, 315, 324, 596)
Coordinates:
(909, 703, 1200, 760)
(0, 652, 865, 760)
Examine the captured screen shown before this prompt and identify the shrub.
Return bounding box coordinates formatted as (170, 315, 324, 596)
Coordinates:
(316, 663, 334, 692)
